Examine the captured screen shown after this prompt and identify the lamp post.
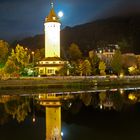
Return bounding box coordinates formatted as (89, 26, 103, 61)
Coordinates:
(32, 51, 35, 77)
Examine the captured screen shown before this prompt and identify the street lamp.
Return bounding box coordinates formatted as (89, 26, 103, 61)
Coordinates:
(32, 51, 35, 77)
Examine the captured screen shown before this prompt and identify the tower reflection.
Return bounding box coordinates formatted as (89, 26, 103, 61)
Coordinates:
(37, 93, 74, 140)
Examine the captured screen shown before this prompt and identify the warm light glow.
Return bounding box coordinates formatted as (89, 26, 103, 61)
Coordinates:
(58, 11, 64, 18)
(120, 88, 124, 95)
(128, 94, 137, 101)
(32, 116, 36, 122)
(44, 22, 60, 57)
(119, 73, 124, 78)
(61, 132, 64, 136)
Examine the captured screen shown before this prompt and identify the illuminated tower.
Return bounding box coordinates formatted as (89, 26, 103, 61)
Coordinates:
(44, 2, 61, 58)
(37, 2, 67, 76)
(38, 93, 74, 140)
(39, 94, 62, 140)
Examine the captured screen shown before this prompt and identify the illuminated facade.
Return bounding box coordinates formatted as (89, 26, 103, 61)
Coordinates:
(37, 3, 66, 76)
(44, 5, 61, 58)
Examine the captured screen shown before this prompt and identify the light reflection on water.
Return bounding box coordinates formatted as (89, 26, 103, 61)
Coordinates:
(0, 87, 140, 140)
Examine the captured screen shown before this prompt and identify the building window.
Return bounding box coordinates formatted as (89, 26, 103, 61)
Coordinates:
(48, 69, 54, 74)
(40, 70, 43, 74)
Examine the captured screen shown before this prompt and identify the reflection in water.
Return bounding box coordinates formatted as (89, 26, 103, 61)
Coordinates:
(0, 88, 140, 139)
(37, 93, 75, 140)
(0, 95, 31, 124)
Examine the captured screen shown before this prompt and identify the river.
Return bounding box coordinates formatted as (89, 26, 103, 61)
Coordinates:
(0, 86, 140, 140)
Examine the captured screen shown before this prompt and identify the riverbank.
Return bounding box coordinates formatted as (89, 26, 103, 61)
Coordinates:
(0, 76, 140, 91)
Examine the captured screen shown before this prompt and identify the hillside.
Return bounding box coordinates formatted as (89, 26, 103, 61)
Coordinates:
(11, 15, 140, 56)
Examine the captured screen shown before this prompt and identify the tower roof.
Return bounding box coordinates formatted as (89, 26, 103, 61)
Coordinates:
(45, 6, 59, 23)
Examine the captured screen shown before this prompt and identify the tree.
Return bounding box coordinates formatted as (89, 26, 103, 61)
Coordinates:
(34, 48, 45, 62)
(79, 59, 91, 76)
(122, 54, 138, 74)
(58, 62, 69, 76)
(111, 49, 122, 75)
(68, 43, 82, 61)
(89, 50, 100, 75)
(9, 44, 30, 73)
(4, 59, 19, 76)
(128, 66, 138, 75)
(0, 40, 9, 67)
(99, 61, 106, 75)
(69, 61, 80, 76)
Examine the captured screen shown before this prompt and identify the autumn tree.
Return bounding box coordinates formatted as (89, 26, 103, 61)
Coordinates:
(99, 61, 106, 75)
(79, 59, 91, 76)
(88, 50, 100, 75)
(4, 59, 19, 76)
(111, 49, 122, 75)
(0, 40, 9, 67)
(122, 54, 138, 74)
(8, 44, 30, 73)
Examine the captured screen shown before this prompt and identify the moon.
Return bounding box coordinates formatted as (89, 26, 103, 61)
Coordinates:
(58, 11, 64, 18)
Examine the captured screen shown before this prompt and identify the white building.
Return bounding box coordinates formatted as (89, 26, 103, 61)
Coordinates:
(37, 3, 66, 76)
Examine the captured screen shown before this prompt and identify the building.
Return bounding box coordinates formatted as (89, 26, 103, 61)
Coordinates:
(37, 2, 66, 76)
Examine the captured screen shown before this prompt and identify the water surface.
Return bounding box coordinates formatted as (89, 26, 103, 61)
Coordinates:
(0, 87, 140, 140)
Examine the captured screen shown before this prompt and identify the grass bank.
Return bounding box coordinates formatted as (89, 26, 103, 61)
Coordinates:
(0, 76, 140, 92)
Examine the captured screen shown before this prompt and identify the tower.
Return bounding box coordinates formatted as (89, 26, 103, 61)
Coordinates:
(37, 1, 66, 76)
(44, 2, 61, 58)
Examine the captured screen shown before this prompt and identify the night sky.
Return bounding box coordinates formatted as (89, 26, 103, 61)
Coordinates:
(0, 0, 140, 41)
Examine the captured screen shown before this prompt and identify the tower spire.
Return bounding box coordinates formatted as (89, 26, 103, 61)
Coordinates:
(51, 0, 53, 8)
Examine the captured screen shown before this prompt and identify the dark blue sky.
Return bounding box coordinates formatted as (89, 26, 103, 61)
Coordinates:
(0, 0, 140, 41)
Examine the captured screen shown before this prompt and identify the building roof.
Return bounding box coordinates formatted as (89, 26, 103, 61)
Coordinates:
(45, 7, 59, 23)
